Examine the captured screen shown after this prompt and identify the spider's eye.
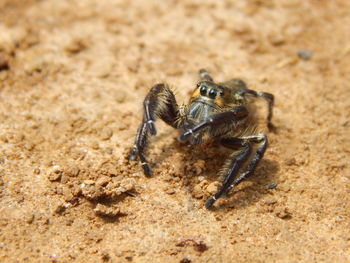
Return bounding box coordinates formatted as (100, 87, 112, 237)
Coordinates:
(200, 85, 207, 96)
(208, 88, 217, 99)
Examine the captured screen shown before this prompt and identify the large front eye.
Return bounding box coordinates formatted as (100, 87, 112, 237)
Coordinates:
(208, 88, 217, 99)
(200, 85, 207, 96)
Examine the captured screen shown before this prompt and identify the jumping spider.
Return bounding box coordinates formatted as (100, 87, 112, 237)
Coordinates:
(128, 69, 274, 209)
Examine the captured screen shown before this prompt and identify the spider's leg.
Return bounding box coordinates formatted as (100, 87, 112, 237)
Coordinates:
(128, 83, 180, 176)
(205, 138, 251, 209)
(198, 69, 213, 81)
(245, 89, 274, 130)
(128, 122, 152, 175)
(227, 134, 268, 192)
(220, 79, 274, 130)
(143, 84, 179, 134)
(178, 105, 248, 142)
(220, 78, 247, 90)
(205, 134, 267, 209)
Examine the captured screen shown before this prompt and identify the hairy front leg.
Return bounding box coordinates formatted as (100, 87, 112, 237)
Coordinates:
(205, 134, 267, 208)
(128, 83, 180, 176)
(205, 138, 251, 209)
(227, 134, 268, 192)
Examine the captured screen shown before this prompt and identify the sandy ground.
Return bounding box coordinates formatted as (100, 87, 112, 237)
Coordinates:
(0, 0, 350, 262)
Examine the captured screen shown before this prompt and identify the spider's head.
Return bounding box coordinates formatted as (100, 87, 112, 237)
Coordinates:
(191, 81, 226, 107)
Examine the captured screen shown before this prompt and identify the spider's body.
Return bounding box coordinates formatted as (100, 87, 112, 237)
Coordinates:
(180, 78, 256, 145)
(129, 69, 274, 209)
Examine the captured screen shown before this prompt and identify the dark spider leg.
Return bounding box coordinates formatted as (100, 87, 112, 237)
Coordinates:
(244, 89, 275, 130)
(220, 78, 247, 90)
(205, 134, 267, 209)
(199, 69, 213, 81)
(143, 84, 179, 134)
(128, 122, 152, 175)
(178, 105, 248, 142)
(220, 79, 274, 130)
(226, 134, 268, 192)
(205, 138, 251, 209)
(128, 83, 180, 176)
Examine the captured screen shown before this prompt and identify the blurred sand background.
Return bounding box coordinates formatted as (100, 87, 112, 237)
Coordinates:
(0, 0, 349, 262)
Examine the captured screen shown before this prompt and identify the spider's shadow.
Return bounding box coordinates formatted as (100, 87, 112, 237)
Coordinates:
(215, 158, 280, 211)
(154, 139, 280, 211)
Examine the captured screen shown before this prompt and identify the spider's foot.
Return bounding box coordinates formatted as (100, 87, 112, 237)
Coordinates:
(204, 196, 217, 210)
(141, 162, 152, 177)
(128, 146, 138, 161)
(147, 120, 157, 136)
(178, 129, 193, 142)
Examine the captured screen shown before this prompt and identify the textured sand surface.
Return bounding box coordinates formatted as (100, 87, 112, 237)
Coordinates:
(0, 0, 349, 262)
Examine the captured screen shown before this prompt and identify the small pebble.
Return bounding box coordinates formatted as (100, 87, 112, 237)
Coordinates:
(90, 59, 114, 78)
(166, 189, 175, 195)
(65, 39, 86, 54)
(206, 182, 218, 195)
(66, 167, 80, 177)
(267, 183, 277, 189)
(180, 257, 191, 263)
(25, 213, 35, 224)
(96, 176, 110, 187)
(94, 203, 120, 217)
(297, 49, 313, 60)
(48, 169, 62, 182)
(84, 180, 95, 185)
(284, 157, 296, 166)
(275, 207, 291, 219)
(101, 128, 113, 140)
(192, 185, 203, 199)
(105, 147, 113, 154)
(54, 202, 68, 214)
(270, 34, 285, 46)
(101, 251, 110, 262)
(115, 90, 127, 103)
(263, 196, 277, 205)
(91, 141, 99, 150)
(0, 70, 8, 81)
(0, 56, 9, 71)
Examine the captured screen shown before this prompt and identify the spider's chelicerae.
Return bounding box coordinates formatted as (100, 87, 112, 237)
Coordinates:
(128, 69, 274, 209)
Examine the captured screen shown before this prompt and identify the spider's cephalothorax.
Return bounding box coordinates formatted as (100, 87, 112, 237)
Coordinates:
(128, 69, 274, 209)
